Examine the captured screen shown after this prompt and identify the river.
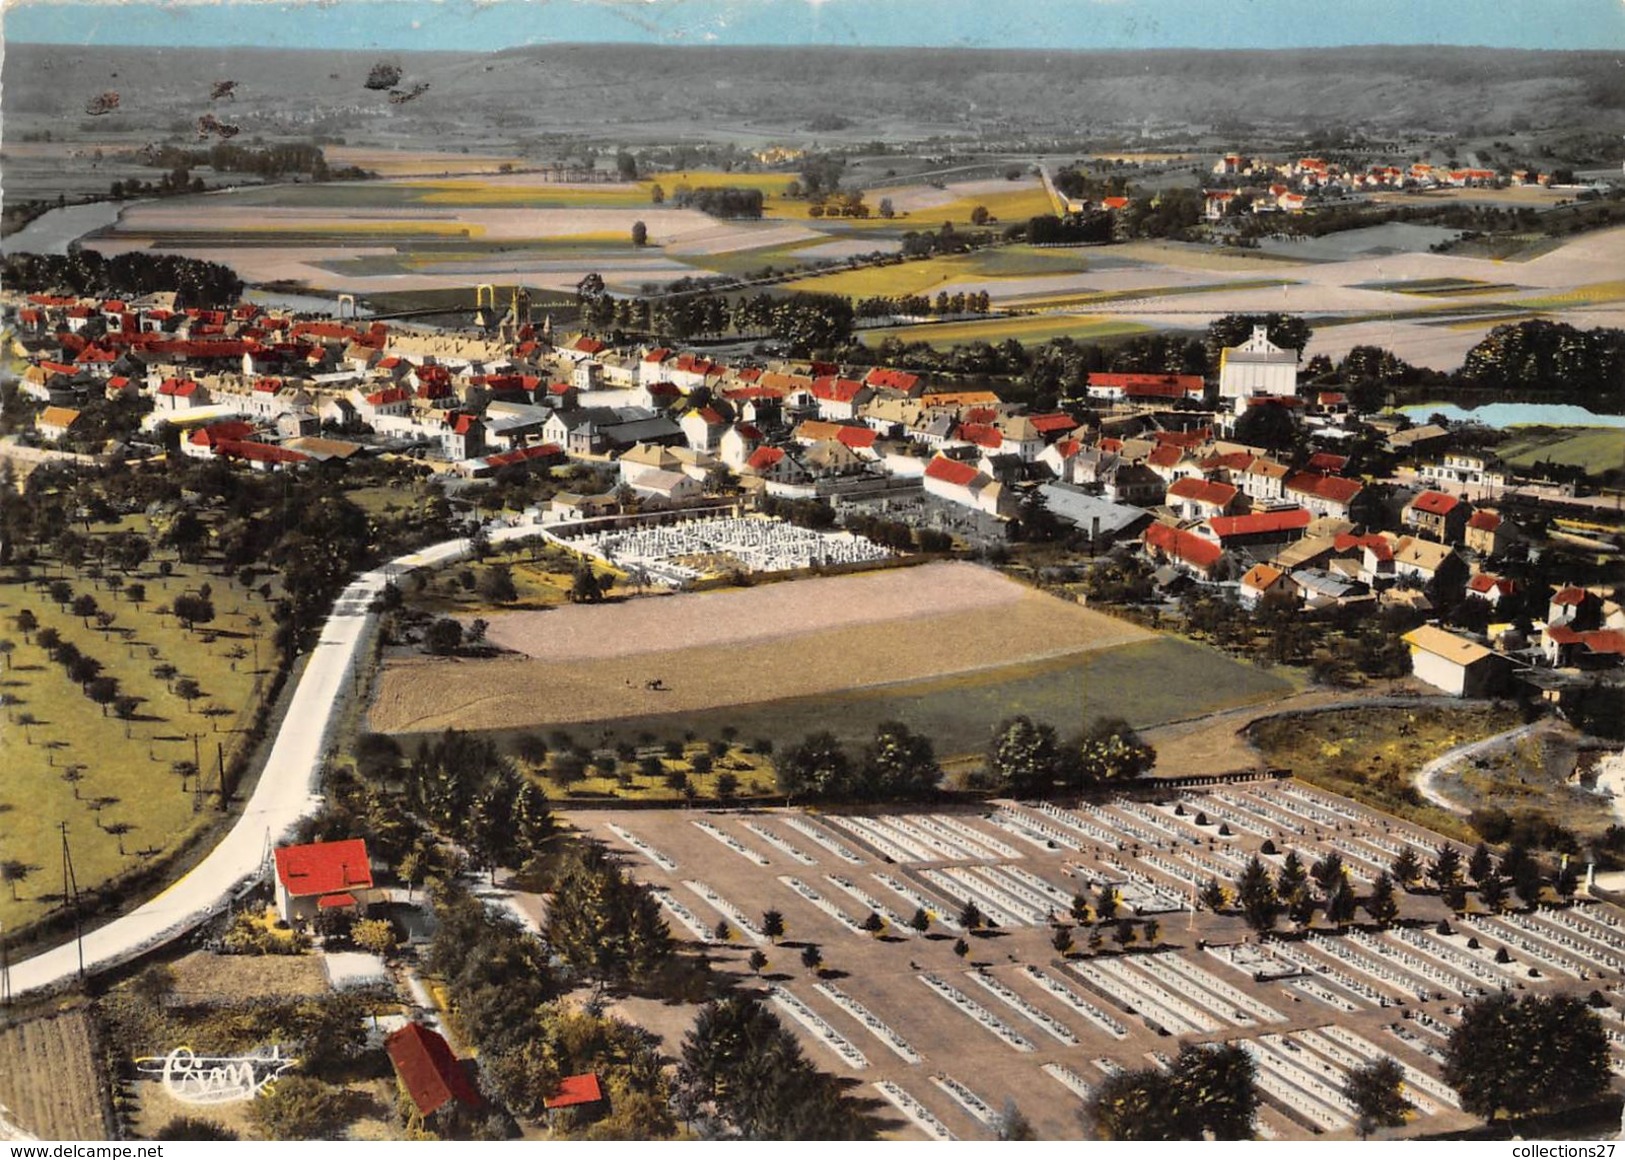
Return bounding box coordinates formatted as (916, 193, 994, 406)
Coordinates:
(1, 199, 127, 255)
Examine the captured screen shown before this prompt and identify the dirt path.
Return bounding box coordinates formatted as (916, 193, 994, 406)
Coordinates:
(1141, 683, 1440, 778)
(1413, 721, 1544, 815)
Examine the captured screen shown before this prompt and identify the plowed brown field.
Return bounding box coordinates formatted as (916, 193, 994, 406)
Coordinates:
(369, 563, 1151, 734)
(0, 1010, 108, 1140)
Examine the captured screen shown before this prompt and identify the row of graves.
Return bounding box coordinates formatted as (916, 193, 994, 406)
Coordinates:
(581, 782, 1625, 1141)
(560, 513, 891, 586)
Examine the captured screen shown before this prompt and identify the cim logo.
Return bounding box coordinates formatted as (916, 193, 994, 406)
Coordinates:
(132, 1046, 298, 1104)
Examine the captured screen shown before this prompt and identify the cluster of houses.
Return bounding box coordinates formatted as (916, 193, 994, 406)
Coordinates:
(7, 291, 1613, 697)
(270, 836, 603, 1133)
(1200, 154, 1566, 221)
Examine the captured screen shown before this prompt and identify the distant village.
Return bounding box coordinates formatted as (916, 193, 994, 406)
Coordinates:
(4, 288, 1620, 707)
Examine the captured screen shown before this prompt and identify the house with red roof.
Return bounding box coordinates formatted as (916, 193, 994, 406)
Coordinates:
(809, 377, 872, 421)
(154, 378, 208, 413)
(1166, 476, 1239, 521)
(36, 406, 83, 444)
(1197, 506, 1311, 550)
(679, 405, 730, 453)
(718, 422, 766, 469)
(1402, 489, 1471, 543)
(1465, 509, 1515, 558)
(1239, 563, 1298, 609)
(1542, 625, 1625, 670)
(741, 444, 813, 489)
(923, 454, 1015, 518)
(184, 420, 257, 460)
(544, 1074, 605, 1121)
(1284, 473, 1363, 520)
(863, 367, 923, 396)
(385, 1023, 484, 1126)
(1086, 372, 1206, 404)
(1466, 572, 1518, 607)
(214, 439, 312, 473)
(1143, 521, 1224, 579)
(1548, 585, 1603, 630)
(443, 413, 485, 461)
(357, 387, 411, 424)
(273, 838, 374, 925)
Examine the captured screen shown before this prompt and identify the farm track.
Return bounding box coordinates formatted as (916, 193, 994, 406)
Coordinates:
(0, 1010, 109, 1140)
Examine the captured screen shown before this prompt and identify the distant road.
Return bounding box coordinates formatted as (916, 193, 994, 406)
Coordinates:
(7, 525, 539, 998)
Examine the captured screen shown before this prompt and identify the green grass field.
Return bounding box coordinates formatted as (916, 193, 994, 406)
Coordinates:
(393, 635, 1294, 771)
(1495, 427, 1625, 475)
(0, 542, 276, 936)
(859, 312, 1150, 349)
(783, 245, 1093, 298)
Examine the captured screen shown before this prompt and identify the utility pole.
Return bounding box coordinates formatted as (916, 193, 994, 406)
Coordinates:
(1, 920, 10, 1006)
(60, 821, 83, 980)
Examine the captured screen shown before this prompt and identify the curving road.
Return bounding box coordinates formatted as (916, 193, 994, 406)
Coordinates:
(1413, 721, 1543, 816)
(8, 526, 540, 999)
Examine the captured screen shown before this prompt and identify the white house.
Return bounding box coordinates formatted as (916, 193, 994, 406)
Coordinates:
(1402, 625, 1502, 697)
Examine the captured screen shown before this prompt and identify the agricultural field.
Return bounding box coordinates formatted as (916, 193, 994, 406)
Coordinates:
(0, 1009, 110, 1140)
(370, 563, 1294, 761)
(0, 533, 275, 939)
(1247, 704, 1519, 842)
(1494, 427, 1625, 476)
(859, 313, 1151, 350)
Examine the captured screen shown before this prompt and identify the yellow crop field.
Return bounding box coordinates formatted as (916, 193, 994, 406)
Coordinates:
(861, 312, 1150, 349)
(236, 220, 484, 238)
(1515, 280, 1625, 309)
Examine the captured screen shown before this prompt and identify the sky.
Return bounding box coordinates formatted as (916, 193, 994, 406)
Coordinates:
(4, 0, 1624, 52)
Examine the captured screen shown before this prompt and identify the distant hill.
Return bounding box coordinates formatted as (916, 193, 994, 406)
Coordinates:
(4, 41, 1622, 151)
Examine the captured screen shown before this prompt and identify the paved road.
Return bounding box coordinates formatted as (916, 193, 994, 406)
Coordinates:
(8, 526, 537, 998)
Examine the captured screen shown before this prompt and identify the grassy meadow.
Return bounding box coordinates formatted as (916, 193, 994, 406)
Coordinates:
(860, 312, 1151, 349)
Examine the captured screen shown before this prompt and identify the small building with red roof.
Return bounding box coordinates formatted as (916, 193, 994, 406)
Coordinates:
(1144, 521, 1224, 579)
(1402, 489, 1471, 543)
(273, 838, 374, 925)
(1465, 508, 1514, 558)
(385, 1023, 484, 1125)
(1284, 472, 1363, 520)
(1166, 476, 1240, 521)
(1086, 372, 1206, 404)
(544, 1074, 605, 1121)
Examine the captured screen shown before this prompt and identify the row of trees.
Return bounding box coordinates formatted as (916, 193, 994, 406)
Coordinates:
(1461, 319, 1625, 402)
(986, 714, 1157, 795)
(853, 290, 993, 319)
(398, 730, 555, 878)
(669, 186, 766, 219)
(1, 250, 243, 309)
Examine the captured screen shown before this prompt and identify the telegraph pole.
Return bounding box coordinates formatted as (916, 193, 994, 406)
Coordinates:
(60, 821, 83, 980)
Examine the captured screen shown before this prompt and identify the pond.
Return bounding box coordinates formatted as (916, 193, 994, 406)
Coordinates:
(1398, 402, 1625, 429)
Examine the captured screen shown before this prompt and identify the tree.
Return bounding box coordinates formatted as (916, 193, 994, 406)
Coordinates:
(959, 900, 984, 932)
(477, 564, 518, 605)
(860, 911, 884, 936)
(1364, 871, 1399, 927)
(72, 593, 99, 627)
(800, 944, 823, 973)
(1095, 885, 1120, 924)
(1, 860, 34, 900)
(1429, 843, 1463, 892)
(762, 909, 785, 943)
(909, 907, 931, 934)
(1236, 855, 1281, 936)
(247, 1075, 353, 1140)
(1084, 1043, 1258, 1140)
(425, 617, 463, 655)
(14, 609, 37, 642)
(1391, 846, 1422, 888)
(1232, 402, 1299, 452)
(714, 919, 732, 942)
(861, 720, 938, 798)
(774, 731, 853, 801)
(650, 183, 665, 205)
(996, 1098, 1035, 1141)
(676, 996, 874, 1139)
(352, 917, 398, 957)
(88, 675, 120, 715)
(171, 592, 215, 632)
(988, 715, 1063, 794)
(1468, 841, 1494, 885)
(1072, 716, 1156, 787)
(631, 220, 648, 247)
(174, 677, 202, 712)
(1051, 925, 1075, 956)
(1276, 850, 1308, 903)
(1443, 992, 1609, 1123)
(157, 1116, 239, 1141)
(952, 937, 970, 960)
(748, 948, 768, 975)
(1343, 1057, 1414, 1139)
(1477, 869, 1509, 912)
(1199, 878, 1228, 912)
